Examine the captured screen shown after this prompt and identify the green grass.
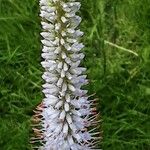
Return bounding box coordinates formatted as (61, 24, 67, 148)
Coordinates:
(0, 0, 150, 149)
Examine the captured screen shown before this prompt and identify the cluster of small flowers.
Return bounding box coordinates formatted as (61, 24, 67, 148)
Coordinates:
(31, 0, 101, 149)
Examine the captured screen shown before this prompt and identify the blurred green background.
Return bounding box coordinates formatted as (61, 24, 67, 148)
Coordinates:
(0, 0, 150, 149)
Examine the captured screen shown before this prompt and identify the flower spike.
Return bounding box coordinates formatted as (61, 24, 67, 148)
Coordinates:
(31, 0, 101, 149)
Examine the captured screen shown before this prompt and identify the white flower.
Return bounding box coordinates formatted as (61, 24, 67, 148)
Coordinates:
(32, 0, 101, 150)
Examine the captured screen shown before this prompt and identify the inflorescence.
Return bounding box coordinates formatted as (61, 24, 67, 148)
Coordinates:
(31, 0, 101, 149)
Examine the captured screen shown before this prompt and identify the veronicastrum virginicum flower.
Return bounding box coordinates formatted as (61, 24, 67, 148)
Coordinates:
(31, 0, 102, 149)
